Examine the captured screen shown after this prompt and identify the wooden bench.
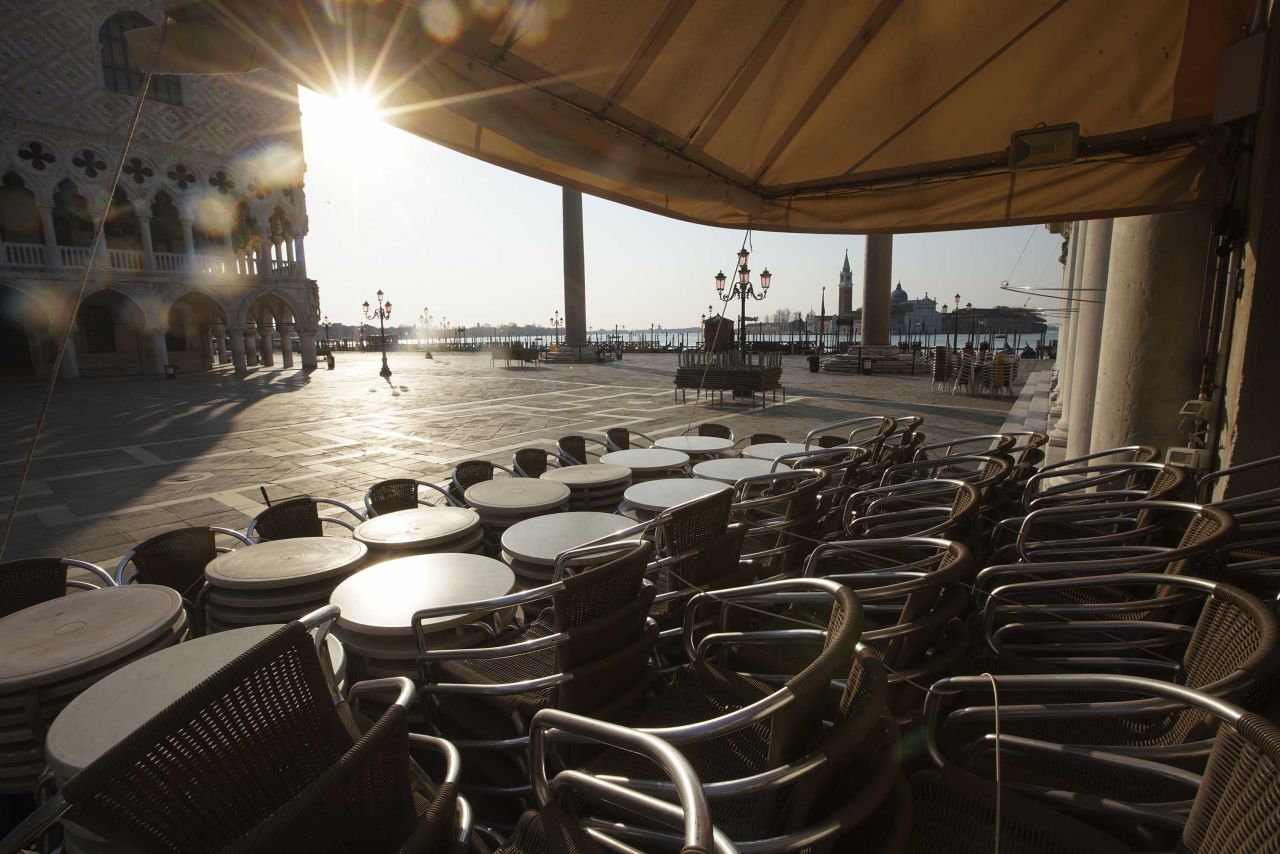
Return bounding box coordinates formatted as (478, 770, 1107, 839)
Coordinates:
(490, 347, 541, 367)
(673, 366, 785, 409)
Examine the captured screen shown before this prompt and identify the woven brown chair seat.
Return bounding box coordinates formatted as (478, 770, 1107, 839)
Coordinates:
(555, 435, 607, 466)
(450, 459, 515, 504)
(730, 468, 828, 577)
(603, 427, 655, 451)
(2, 616, 458, 854)
(0, 557, 114, 618)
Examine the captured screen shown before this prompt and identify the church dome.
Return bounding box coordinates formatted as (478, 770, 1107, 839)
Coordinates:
(891, 281, 908, 302)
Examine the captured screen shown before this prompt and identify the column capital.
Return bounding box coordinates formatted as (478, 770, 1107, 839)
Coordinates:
(145, 326, 169, 337)
(294, 324, 317, 335)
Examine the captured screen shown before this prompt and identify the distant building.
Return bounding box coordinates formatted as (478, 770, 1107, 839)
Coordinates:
(0, 1, 319, 378)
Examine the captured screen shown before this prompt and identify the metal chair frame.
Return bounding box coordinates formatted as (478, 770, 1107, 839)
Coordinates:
(556, 435, 609, 466)
(604, 427, 657, 452)
(115, 526, 251, 585)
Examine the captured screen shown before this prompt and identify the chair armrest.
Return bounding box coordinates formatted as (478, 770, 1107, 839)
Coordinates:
(416, 480, 461, 507)
(319, 517, 357, 534)
(315, 497, 366, 521)
(348, 676, 416, 708)
(114, 550, 137, 585)
(0, 794, 69, 854)
(65, 558, 115, 587)
(408, 732, 462, 785)
(210, 526, 252, 545)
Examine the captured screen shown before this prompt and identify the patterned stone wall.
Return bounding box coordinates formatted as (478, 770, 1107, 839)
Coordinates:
(0, 0, 308, 229)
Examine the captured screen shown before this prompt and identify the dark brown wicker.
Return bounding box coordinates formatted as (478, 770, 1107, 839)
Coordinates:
(452, 459, 503, 503)
(127, 526, 218, 600)
(557, 436, 590, 465)
(513, 448, 555, 478)
(695, 423, 733, 441)
(0, 557, 72, 618)
(747, 433, 788, 445)
(58, 622, 452, 854)
(366, 479, 421, 516)
(251, 497, 325, 541)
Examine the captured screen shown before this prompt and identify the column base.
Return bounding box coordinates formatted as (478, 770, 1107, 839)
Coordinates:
(1047, 424, 1069, 447)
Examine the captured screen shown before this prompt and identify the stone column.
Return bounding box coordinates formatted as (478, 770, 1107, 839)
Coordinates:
(37, 204, 61, 267)
(861, 234, 892, 346)
(1049, 220, 1088, 445)
(298, 326, 318, 370)
(244, 326, 259, 364)
(1090, 209, 1210, 453)
(229, 326, 248, 375)
(279, 322, 295, 368)
(1049, 225, 1081, 411)
(1065, 219, 1113, 459)
(138, 215, 156, 270)
(258, 322, 275, 367)
(293, 234, 307, 277)
(223, 232, 236, 274)
(212, 323, 225, 364)
(180, 218, 196, 270)
(55, 326, 79, 379)
(260, 229, 275, 276)
(562, 188, 587, 348)
(149, 328, 170, 377)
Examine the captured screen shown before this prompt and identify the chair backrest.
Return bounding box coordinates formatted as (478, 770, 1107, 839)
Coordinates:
(0, 557, 68, 618)
(513, 447, 552, 478)
(653, 488, 733, 560)
(557, 435, 588, 465)
(1182, 712, 1280, 853)
(252, 497, 323, 541)
(129, 526, 218, 598)
(749, 433, 787, 445)
(605, 427, 631, 451)
(555, 541, 653, 633)
(365, 479, 419, 517)
(649, 524, 751, 626)
(697, 423, 733, 441)
(60, 622, 393, 854)
(453, 460, 497, 495)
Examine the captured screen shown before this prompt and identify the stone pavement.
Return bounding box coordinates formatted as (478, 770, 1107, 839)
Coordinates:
(0, 351, 1039, 568)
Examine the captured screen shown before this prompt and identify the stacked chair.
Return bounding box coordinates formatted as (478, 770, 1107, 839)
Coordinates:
(364, 478, 459, 515)
(245, 495, 365, 542)
(20, 413, 1280, 853)
(0, 557, 114, 618)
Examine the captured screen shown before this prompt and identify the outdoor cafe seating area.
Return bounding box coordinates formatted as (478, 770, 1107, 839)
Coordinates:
(2, 418, 1280, 853)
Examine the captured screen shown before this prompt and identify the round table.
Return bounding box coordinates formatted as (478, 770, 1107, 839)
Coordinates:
(330, 554, 516, 637)
(600, 449, 689, 481)
(45, 625, 346, 784)
(692, 458, 791, 485)
(540, 464, 631, 511)
(206, 538, 367, 589)
(622, 479, 731, 515)
(0, 586, 184, 692)
(354, 507, 483, 553)
(654, 435, 734, 455)
(463, 479, 571, 555)
(501, 512, 635, 579)
(0, 586, 185, 795)
(740, 442, 810, 461)
(204, 538, 369, 634)
(464, 479, 571, 515)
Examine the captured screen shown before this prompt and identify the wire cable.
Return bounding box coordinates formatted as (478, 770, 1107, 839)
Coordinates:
(0, 25, 167, 559)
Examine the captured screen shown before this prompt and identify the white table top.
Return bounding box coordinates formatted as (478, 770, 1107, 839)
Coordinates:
(501, 511, 635, 565)
(464, 479, 570, 513)
(206, 538, 368, 589)
(330, 554, 515, 636)
(654, 435, 734, 454)
(622, 479, 732, 513)
(600, 448, 690, 471)
(540, 464, 631, 488)
(0, 586, 183, 691)
(692, 458, 791, 484)
(740, 442, 810, 460)
(45, 626, 343, 781)
(354, 507, 481, 550)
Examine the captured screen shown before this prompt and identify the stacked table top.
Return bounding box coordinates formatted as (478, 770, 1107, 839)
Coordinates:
(739, 442, 810, 461)
(621, 479, 732, 519)
(692, 457, 791, 485)
(501, 511, 636, 581)
(464, 479, 571, 556)
(0, 585, 186, 793)
(599, 449, 690, 482)
(328, 554, 516, 683)
(203, 538, 368, 634)
(653, 435, 735, 457)
(354, 507, 485, 554)
(540, 464, 631, 511)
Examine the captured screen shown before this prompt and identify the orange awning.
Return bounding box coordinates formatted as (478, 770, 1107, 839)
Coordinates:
(129, 0, 1255, 233)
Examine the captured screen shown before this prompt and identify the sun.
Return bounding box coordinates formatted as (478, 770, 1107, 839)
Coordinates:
(331, 88, 383, 125)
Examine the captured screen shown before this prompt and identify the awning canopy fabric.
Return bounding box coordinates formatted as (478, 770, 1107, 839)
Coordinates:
(129, 0, 1255, 233)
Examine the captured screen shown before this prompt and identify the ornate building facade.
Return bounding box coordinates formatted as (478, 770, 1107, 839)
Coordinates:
(0, 1, 318, 378)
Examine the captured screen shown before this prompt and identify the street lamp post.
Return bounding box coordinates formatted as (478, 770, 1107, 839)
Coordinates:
(550, 310, 561, 346)
(950, 293, 961, 350)
(320, 315, 332, 350)
(362, 289, 393, 379)
(715, 248, 771, 361)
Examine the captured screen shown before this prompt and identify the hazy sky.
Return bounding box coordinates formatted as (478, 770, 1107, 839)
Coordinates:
(298, 88, 1067, 330)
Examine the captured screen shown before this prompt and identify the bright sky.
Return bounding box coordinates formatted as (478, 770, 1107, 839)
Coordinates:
(298, 87, 1066, 331)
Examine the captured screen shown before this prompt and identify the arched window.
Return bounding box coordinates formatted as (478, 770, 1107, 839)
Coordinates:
(99, 12, 182, 106)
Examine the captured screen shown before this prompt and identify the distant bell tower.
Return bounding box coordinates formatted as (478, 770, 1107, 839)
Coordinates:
(838, 249, 853, 315)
